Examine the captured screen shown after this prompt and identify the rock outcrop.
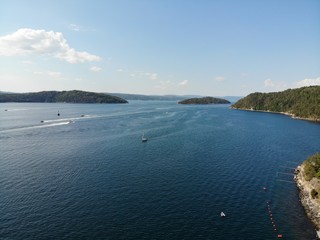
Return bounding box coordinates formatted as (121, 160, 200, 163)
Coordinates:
(295, 165, 320, 231)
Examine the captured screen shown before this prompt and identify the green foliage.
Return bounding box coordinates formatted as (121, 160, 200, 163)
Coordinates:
(303, 153, 320, 181)
(232, 86, 320, 120)
(0, 90, 128, 104)
(178, 97, 230, 104)
(311, 189, 318, 199)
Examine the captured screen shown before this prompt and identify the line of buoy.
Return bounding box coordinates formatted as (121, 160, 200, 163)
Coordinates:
(266, 193, 282, 238)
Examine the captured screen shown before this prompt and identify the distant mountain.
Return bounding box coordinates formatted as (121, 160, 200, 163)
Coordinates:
(232, 86, 320, 121)
(221, 96, 243, 103)
(0, 90, 128, 104)
(178, 97, 230, 105)
(107, 93, 202, 101)
(0, 91, 13, 95)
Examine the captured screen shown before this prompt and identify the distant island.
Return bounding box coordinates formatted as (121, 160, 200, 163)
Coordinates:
(0, 90, 128, 104)
(295, 153, 320, 232)
(178, 97, 230, 105)
(232, 86, 320, 121)
(107, 93, 202, 101)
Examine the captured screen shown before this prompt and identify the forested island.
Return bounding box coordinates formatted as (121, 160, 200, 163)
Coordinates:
(178, 97, 230, 105)
(0, 90, 128, 104)
(232, 86, 320, 121)
(295, 153, 320, 232)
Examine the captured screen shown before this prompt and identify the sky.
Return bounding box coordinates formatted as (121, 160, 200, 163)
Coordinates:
(0, 0, 319, 96)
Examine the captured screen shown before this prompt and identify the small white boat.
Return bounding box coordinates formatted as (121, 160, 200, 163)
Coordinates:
(220, 212, 225, 217)
(142, 132, 148, 142)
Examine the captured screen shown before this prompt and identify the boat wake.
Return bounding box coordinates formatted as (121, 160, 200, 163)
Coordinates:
(0, 121, 73, 133)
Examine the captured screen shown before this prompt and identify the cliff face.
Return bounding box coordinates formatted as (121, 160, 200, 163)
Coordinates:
(295, 165, 320, 230)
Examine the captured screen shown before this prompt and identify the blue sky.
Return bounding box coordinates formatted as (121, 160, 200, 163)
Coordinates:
(0, 0, 319, 96)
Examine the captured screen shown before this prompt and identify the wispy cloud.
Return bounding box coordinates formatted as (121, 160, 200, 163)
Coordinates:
(129, 71, 158, 80)
(295, 77, 320, 87)
(117, 69, 124, 72)
(68, 24, 81, 32)
(264, 78, 275, 87)
(264, 78, 287, 90)
(155, 80, 172, 90)
(90, 66, 102, 72)
(149, 73, 157, 80)
(178, 80, 188, 86)
(240, 73, 249, 78)
(0, 28, 101, 63)
(215, 76, 225, 81)
(33, 71, 62, 79)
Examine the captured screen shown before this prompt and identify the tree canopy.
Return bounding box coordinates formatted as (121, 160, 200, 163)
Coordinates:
(178, 97, 230, 105)
(0, 90, 128, 104)
(232, 86, 320, 120)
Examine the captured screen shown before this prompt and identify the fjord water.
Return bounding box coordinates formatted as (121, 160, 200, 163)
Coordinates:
(1, 102, 319, 240)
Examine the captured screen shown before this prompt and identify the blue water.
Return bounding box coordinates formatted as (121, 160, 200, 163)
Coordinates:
(0, 102, 319, 240)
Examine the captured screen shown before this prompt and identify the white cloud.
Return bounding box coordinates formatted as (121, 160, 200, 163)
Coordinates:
(0, 28, 101, 63)
(33, 71, 62, 79)
(178, 80, 188, 86)
(215, 76, 225, 81)
(117, 68, 124, 72)
(48, 71, 62, 78)
(129, 71, 158, 80)
(149, 73, 157, 80)
(295, 77, 320, 87)
(241, 73, 249, 78)
(68, 24, 81, 32)
(155, 80, 171, 90)
(90, 66, 102, 72)
(264, 78, 287, 90)
(264, 78, 275, 87)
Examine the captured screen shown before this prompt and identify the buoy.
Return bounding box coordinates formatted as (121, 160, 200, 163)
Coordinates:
(277, 234, 282, 238)
(263, 187, 267, 191)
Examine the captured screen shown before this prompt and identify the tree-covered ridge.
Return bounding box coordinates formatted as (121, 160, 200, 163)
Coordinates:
(232, 86, 320, 120)
(0, 90, 128, 103)
(178, 97, 230, 105)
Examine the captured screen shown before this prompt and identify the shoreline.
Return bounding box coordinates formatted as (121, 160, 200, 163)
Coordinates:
(294, 166, 320, 238)
(231, 107, 320, 123)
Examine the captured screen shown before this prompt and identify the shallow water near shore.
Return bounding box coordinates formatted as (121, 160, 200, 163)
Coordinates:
(1, 101, 320, 239)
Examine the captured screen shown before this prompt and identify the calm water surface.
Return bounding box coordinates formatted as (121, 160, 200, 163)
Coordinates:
(0, 101, 319, 240)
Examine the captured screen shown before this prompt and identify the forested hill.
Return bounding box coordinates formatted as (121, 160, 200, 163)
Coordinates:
(232, 86, 320, 121)
(0, 90, 128, 104)
(178, 97, 230, 104)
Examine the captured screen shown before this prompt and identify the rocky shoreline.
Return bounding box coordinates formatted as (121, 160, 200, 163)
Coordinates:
(294, 165, 320, 237)
(231, 107, 320, 122)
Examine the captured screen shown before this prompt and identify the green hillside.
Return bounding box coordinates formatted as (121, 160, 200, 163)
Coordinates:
(232, 86, 320, 120)
(0, 90, 128, 104)
(178, 96, 230, 104)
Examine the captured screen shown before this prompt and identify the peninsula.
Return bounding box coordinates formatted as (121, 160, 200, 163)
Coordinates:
(0, 90, 128, 104)
(178, 97, 230, 105)
(232, 86, 320, 121)
(295, 153, 320, 233)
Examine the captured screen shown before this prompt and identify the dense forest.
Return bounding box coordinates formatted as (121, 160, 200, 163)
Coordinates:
(0, 90, 128, 104)
(232, 86, 320, 120)
(178, 96, 230, 104)
(302, 153, 320, 200)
